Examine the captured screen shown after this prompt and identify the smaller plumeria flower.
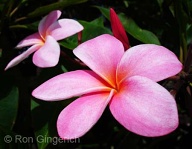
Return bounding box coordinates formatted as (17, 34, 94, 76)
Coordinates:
(110, 8, 130, 50)
(5, 10, 83, 70)
(32, 34, 182, 139)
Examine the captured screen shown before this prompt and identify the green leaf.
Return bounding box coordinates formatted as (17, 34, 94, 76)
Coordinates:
(90, 16, 105, 27)
(119, 13, 161, 45)
(79, 19, 112, 41)
(60, 17, 112, 50)
(94, 6, 110, 20)
(0, 126, 32, 148)
(173, 0, 189, 60)
(96, 6, 161, 45)
(0, 126, 15, 148)
(35, 123, 49, 149)
(156, 0, 164, 10)
(187, 24, 192, 44)
(60, 34, 79, 50)
(0, 126, 10, 148)
(31, 98, 73, 148)
(27, 0, 89, 18)
(31, 99, 52, 149)
(0, 86, 19, 130)
(61, 65, 68, 73)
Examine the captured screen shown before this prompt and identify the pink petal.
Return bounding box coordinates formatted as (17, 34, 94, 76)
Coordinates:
(32, 35, 60, 68)
(110, 8, 130, 50)
(5, 44, 41, 70)
(32, 70, 112, 101)
(47, 19, 84, 41)
(117, 44, 182, 83)
(57, 90, 115, 139)
(73, 34, 124, 88)
(38, 10, 61, 39)
(110, 76, 178, 137)
(16, 33, 42, 48)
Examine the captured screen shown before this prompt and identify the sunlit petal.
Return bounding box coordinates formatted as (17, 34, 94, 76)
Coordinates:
(57, 90, 114, 139)
(73, 34, 124, 88)
(38, 10, 61, 38)
(32, 70, 112, 101)
(110, 76, 178, 137)
(32, 35, 60, 67)
(16, 33, 42, 48)
(117, 44, 182, 83)
(47, 19, 84, 40)
(5, 44, 41, 70)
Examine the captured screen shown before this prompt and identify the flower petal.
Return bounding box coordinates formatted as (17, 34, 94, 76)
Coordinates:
(5, 44, 41, 70)
(16, 33, 42, 48)
(73, 34, 124, 88)
(47, 19, 84, 41)
(110, 76, 178, 137)
(117, 44, 182, 83)
(38, 10, 61, 39)
(32, 70, 112, 101)
(110, 8, 130, 50)
(57, 90, 114, 139)
(32, 35, 60, 67)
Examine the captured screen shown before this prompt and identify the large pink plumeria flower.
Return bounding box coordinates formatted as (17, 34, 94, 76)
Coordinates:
(5, 10, 83, 70)
(32, 34, 182, 139)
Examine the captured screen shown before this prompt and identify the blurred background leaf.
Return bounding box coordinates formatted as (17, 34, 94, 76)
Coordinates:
(60, 17, 111, 50)
(27, 0, 89, 18)
(96, 6, 161, 45)
(0, 86, 18, 130)
(31, 98, 76, 148)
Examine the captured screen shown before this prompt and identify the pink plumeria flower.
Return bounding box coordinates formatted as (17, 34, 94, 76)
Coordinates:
(110, 8, 130, 50)
(32, 34, 182, 139)
(5, 10, 83, 70)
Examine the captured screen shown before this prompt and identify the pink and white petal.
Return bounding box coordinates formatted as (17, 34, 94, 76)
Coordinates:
(38, 10, 61, 39)
(117, 44, 182, 83)
(16, 33, 42, 48)
(110, 76, 178, 137)
(47, 19, 84, 41)
(5, 44, 41, 70)
(73, 34, 124, 88)
(32, 35, 60, 68)
(32, 70, 112, 101)
(57, 90, 115, 139)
